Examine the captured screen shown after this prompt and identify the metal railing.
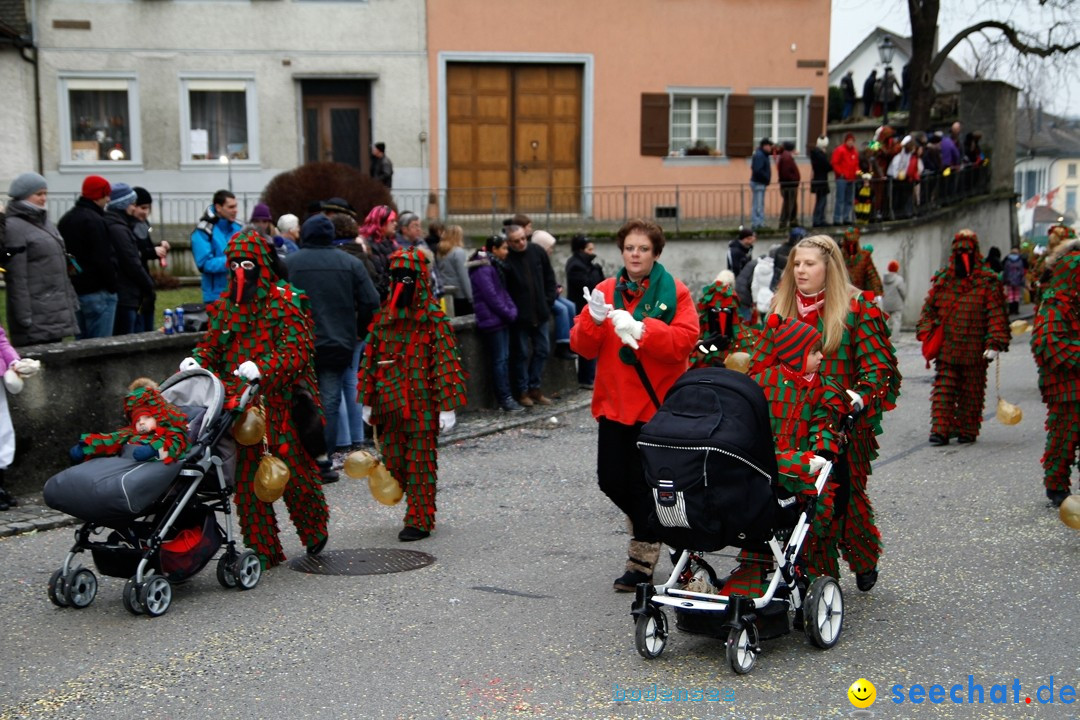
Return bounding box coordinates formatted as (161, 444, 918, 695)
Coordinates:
(44, 164, 992, 246)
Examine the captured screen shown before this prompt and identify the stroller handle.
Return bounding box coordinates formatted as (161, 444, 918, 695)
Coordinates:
(236, 378, 260, 413)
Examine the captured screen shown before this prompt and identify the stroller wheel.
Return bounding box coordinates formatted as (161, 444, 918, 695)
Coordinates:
(64, 568, 98, 609)
(634, 609, 668, 659)
(216, 554, 238, 589)
(47, 569, 69, 608)
(122, 578, 144, 615)
(138, 574, 173, 617)
(726, 625, 758, 675)
(233, 551, 262, 591)
(803, 577, 844, 649)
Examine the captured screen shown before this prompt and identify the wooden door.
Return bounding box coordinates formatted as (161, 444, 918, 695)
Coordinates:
(446, 63, 582, 214)
(303, 96, 369, 172)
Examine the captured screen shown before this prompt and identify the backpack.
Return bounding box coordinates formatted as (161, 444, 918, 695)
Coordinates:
(1003, 255, 1026, 287)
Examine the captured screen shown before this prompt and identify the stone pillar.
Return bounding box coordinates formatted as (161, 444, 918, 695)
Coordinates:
(959, 80, 1019, 193)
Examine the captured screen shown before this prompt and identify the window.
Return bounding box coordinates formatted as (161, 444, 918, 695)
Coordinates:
(670, 96, 721, 155)
(1067, 187, 1077, 214)
(754, 97, 802, 148)
(59, 75, 140, 166)
(180, 76, 258, 163)
(1068, 163, 1077, 179)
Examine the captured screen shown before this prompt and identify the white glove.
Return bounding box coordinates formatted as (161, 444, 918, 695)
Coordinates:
(362, 405, 372, 425)
(609, 309, 644, 350)
(3, 369, 23, 395)
(10, 358, 40, 378)
(584, 287, 613, 324)
(845, 389, 864, 412)
(439, 410, 457, 431)
(808, 455, 829, 475)
(983, 349, 999, 361)
(234, 361, 261, 382)
(179, 357, 201, 372)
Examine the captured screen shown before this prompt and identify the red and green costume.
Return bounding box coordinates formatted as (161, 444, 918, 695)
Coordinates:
(916, 230, 1010, 441)
(750, 291, 900, 578)
(359, 248, 467, 533)
(80, 386, 189, 463)
(690, 280, 756, 368)
(192, 229, 329, 568)
(1031, 239, 1080, 499)
(842, 228, 883, 296)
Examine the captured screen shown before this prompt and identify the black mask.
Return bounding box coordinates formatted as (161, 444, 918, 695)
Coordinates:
(953, 251, 972, 279)
(388, 268, 416, 310)
(230, 259, 259, 304)
(708, 307, 735, 339)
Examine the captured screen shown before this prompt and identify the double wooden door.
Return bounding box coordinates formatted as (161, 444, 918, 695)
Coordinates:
(303, 93, 369, 173)
(446, 63, 582, 214)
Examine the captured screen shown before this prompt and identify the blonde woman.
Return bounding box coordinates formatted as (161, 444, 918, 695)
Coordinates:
(436, 224, 473, 316)
(750, 234, 900, 593)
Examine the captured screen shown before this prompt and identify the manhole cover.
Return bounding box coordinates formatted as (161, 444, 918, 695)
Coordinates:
(288, 548, 435, 576)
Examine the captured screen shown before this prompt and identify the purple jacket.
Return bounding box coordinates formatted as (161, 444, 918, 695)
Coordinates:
(0, 324, 20, 370)
(941, 137, 963, 168)
(469, 252, 517, 332)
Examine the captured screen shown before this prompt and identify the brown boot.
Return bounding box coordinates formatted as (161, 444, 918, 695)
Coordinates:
(516, 393, 534, 408)
(527, 388, 552, 406)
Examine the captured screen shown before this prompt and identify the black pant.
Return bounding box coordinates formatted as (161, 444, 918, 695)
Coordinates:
(597, 417, 656, 541)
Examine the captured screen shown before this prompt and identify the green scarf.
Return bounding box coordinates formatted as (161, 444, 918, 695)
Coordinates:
(614, 262, 677, 324)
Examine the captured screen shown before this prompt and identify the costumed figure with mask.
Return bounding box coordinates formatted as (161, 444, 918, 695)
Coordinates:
(184, 229, 330, 568)
(917, 229, 1010, 446)
(690, 270, 756, 369)
(1031, 234, 1080, 507)
(840, 227, 883, 297)
(73, 386, 189, 464)
(1030, 225, 1076, 312)
(358, 248, 467, 541)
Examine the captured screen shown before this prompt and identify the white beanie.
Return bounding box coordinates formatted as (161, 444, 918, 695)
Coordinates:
(816, 135, 829, 150)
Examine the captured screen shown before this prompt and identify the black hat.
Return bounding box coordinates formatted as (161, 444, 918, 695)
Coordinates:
(738, 228, 755, 240)
(321, 197, 356, 218)
(133, 186, 152, 205)
(373, 142, 386, 152)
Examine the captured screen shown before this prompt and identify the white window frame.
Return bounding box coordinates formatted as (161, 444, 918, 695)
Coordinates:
(664, 86, 730, 163)
(179, 73, 259, 168)
(747, 88, 810, 152)
(1068, 163, 1077, 179)
(1067, 187, 1078, 214)
(58, 72, 142, 171)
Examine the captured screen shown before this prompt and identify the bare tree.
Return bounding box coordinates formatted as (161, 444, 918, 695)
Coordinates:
(907, 0, 1079, 129)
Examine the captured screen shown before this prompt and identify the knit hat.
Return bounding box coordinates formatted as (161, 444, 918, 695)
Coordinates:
(767, 314, 821, 372)
(107, 182, 137, 211)
(8, 172, 47, 200)
(133, 186, 152, 206)
(277, 213, 299, 234)
(531, 230, 556, 252)
(81, 175, 111, 201)
(887, 260, 900, 273)
(250, 202, 272, 222)
(301, 214, 335, 247)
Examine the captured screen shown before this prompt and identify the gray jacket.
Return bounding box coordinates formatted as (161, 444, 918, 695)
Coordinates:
(436, 246, 473, 302)
(882, 271, 906, 314)
(2, 202, 79, 345)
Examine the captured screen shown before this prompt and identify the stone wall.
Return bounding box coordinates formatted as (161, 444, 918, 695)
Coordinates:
(6, 320, 576, 495)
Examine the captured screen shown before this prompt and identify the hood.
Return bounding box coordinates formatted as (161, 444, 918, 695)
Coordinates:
(948, 229, 983, 280)
(123, 386, 188, 432)
(226, 228, 278, 304)
(882, 272, 899, 284)
(378, 247, 443, 324)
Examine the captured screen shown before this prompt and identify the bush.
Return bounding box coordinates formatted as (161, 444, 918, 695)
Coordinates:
(261, 162, 394, 223)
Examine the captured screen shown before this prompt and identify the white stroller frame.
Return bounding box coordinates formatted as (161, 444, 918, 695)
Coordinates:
(631, 459, 844, 674)
(47, 369, 264, 618)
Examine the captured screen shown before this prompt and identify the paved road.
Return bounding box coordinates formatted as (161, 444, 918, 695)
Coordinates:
(1, 333, 1077, 720)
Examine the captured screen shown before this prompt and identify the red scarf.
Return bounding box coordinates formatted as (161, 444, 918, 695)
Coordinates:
(795, 289, 826, 324)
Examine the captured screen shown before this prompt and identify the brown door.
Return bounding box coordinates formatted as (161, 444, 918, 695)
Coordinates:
(303, 95, 369, 172)
(447, 63, 582, 214)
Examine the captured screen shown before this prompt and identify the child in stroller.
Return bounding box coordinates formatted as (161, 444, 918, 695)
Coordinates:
(630, 321, 852, 673)
(44, 368, 263, 618)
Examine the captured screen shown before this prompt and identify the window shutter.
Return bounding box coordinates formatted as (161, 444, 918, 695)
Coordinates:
(726, 94, 755, 157)
(808, 95, 825, 150)
(640, 93, 670, 157)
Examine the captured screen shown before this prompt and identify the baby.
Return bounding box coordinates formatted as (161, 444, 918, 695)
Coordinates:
(70, 386, 189, 465)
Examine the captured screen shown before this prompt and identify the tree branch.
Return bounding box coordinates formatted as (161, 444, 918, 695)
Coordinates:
(931, 20, 1080, 76)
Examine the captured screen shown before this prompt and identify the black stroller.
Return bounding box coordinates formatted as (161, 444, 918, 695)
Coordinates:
(43, 368, 262, 617)
(629, 367, 845, 674)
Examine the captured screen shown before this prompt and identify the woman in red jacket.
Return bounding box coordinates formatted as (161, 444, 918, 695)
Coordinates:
(570, 219, 699, 591)
(831, 133, 860, 225)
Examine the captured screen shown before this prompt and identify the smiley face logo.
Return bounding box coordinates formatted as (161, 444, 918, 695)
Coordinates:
(848, 678, 876, 708)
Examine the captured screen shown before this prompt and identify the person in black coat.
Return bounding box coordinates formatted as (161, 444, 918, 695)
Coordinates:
(862, 70, 878, 117)
(503, 224, 557, 406)
(57, 175, 118, 339)
(103, 183, 156, 336)
(565, 234, 606, 388)
(727, 228, 756, 278)
(810, 136, 832, 227)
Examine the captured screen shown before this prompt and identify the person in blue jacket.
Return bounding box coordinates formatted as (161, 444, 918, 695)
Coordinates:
(191, 190, 242, 302)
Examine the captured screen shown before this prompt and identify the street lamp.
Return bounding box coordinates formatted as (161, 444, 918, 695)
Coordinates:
(219, 154, 233, 192)
(877, 35, 897, 125)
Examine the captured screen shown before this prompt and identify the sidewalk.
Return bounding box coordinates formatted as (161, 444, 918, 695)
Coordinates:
(0, 388, 595, 539)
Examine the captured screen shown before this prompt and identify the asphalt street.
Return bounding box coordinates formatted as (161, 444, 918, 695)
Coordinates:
(1, 331, 1078, 720)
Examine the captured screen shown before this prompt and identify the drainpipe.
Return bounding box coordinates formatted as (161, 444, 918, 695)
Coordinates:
(18, 42, 43, 174)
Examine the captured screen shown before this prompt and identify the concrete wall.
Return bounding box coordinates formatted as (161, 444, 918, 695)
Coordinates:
(6, 318, 576, 496)
(0, 46, 39, 185)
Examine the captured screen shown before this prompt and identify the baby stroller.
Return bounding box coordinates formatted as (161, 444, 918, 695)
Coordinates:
(43, 368, 262, 618)
(629, 367, 845, 674)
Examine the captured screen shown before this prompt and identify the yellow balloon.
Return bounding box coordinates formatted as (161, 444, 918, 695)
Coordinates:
(996, 398, 1022, 425)
(1060, 495, 1080, 530)
(723, 351, 751, 374)
(232, 406, 266, 446)
(368, 462, 403, 506)
(1010, 319, 1031, 337)
(254, 454, 290, 503)
(343, 450, 378, 479)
